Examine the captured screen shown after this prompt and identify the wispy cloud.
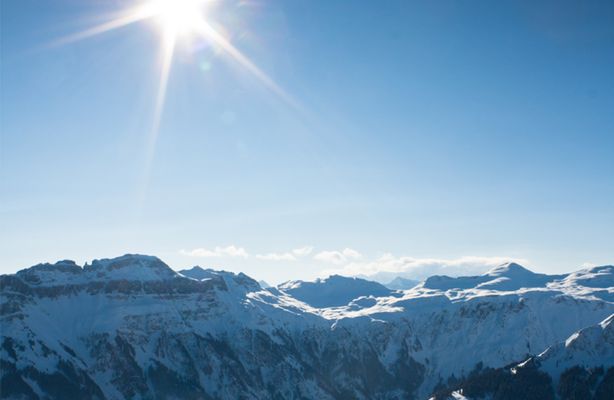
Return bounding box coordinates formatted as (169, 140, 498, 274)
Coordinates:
(181, 245, 314, 262)
(292, 246, 314, 257)
(321, 255, 528, 282)
(180, 246, 249, 258)
(314, 248, 363, 265)
(255, 246, 314, 262)
(256, 252, 296, 261)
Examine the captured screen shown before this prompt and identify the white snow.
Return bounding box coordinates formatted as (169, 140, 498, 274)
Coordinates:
(2, 257, 613, 399)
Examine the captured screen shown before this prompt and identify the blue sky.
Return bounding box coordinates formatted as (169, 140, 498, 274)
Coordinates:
(1, 0, 613, 283)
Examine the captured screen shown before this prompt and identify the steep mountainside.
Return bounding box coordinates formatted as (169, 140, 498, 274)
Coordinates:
(537, 313, 614, 383)
(1, 255, 612, 399)
(431, 315, 614, 400)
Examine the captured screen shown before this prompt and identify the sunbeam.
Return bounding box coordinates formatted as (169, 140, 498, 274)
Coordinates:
(196, 20, 301, 111)
(138, 27, 176, 205)
(53, 7, 157, 46)
(55, 0, 297, 119)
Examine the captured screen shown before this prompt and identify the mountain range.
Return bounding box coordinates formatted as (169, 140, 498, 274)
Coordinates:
(1, 254, 612, 399)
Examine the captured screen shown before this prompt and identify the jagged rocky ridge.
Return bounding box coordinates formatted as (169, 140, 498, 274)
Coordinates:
(1, 255, 613, 399)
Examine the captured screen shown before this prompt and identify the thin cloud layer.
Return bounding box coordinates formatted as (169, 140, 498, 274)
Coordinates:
(292, 246, 314, 257)
(313, 248, 363, 265)
(256, 252, 296, 261)
(321, 255, 529, 283)
(255, 246, 314, 261)
(180, 246, 249, 258)
(181, 245, 313, 262)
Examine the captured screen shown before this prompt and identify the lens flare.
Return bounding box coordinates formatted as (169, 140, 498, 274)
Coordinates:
(54, 0, 300, 202)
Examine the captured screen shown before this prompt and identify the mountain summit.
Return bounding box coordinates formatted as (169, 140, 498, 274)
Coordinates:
(485, 261, 534, 276)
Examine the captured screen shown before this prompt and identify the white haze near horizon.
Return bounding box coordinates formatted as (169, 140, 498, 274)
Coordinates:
(7, 248, 606, 287)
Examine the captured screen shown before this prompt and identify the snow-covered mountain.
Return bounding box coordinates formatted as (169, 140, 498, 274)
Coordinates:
(1, 255, 613, 399)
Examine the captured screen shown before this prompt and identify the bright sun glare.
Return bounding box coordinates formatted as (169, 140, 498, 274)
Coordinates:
(58, 0, 293, 115)
(146, 0, 208, 37)
(55, 0, 297, 195)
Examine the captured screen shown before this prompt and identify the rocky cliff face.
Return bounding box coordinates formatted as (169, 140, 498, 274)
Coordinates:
(1, 255, 613, 399)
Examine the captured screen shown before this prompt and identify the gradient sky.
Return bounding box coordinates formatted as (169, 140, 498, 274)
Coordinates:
(1, 0, 613, 283)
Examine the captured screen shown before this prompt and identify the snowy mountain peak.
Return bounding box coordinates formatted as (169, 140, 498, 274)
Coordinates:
(484, 262, 533, 277)
(19, 259, 80, 273)
(16, 259, 83, 286)
(83, 254, 178, 281)
(13, 254, 181, 287)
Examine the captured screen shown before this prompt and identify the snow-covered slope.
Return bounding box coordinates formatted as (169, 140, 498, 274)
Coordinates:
(1, 257, 612, 400)
(431, 315, 614, 400)
(537, 313, 614, 379)
(547, 265, 614, 302)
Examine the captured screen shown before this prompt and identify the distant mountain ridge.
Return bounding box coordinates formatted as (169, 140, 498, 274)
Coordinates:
(421, 262, 563, 291)
(384, 276, 420, 290)
(1, 255, 612, 399)
(277, 274, 395, 307)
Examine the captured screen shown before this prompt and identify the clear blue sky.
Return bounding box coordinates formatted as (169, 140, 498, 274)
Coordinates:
(1, 0, 613, 283)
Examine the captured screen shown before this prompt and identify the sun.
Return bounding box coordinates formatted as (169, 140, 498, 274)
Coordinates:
(145, 0, 209, 37)
(54, 0, 299, 201)
(55, 0, 297, 188)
